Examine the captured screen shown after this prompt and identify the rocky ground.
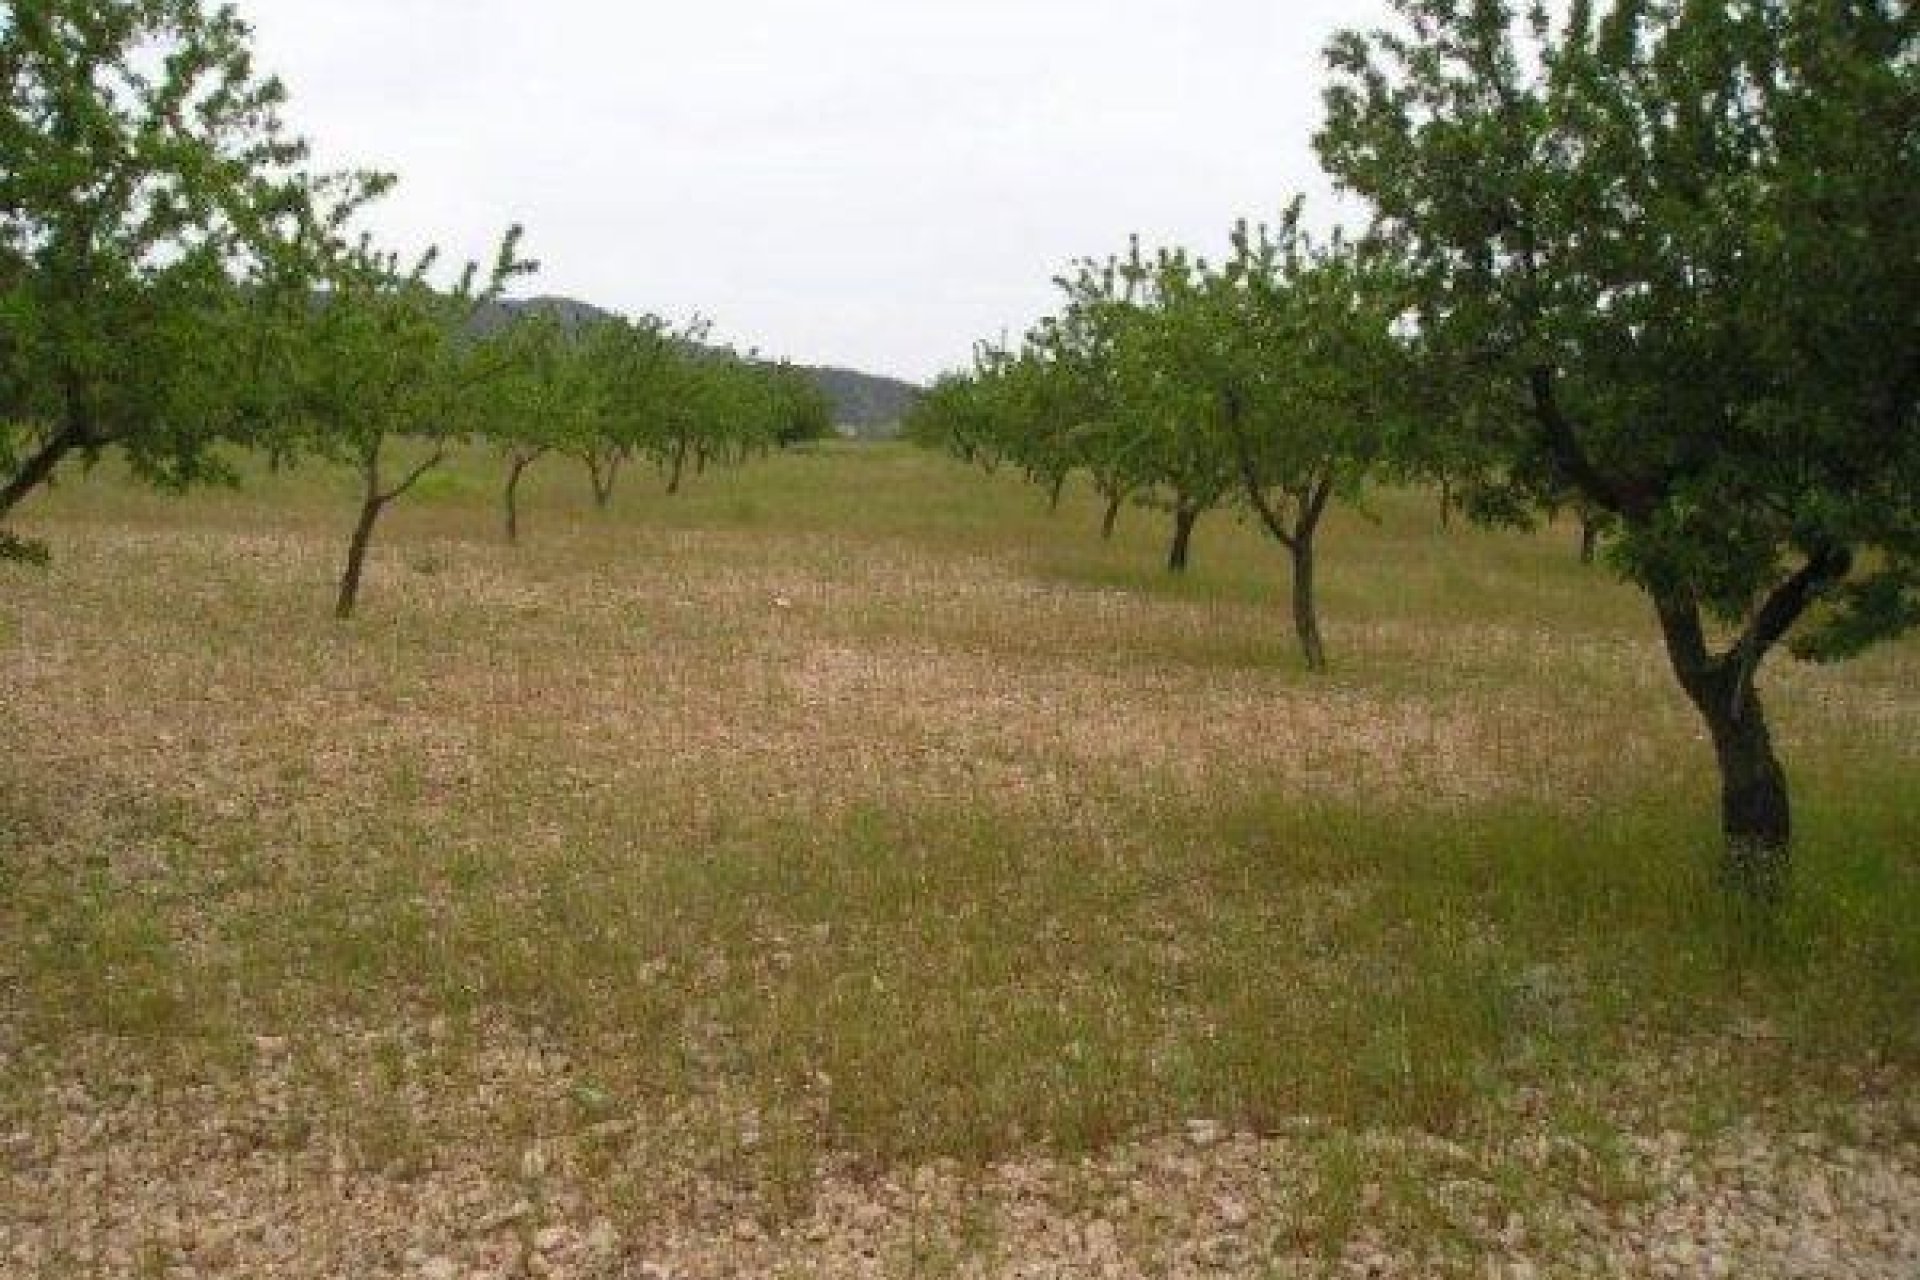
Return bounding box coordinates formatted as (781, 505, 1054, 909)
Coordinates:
(3, 1040, 1914, 1280)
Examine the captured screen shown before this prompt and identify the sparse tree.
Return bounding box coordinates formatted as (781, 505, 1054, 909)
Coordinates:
(480, 310, 592, 544)
(572, 313, 692, 509)
(1198, 210, 1404, 671)
(291, 228, 534, 618)
(768, 363, 836, 448)
(1085, 245, 1240, 575)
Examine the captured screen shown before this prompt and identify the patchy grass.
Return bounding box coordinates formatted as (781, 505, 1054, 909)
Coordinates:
(1, 442, 1915, 1276)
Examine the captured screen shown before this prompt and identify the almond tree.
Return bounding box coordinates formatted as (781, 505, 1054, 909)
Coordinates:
(904, 366, 1013, 474)
(1319, 0, 1919, 900)
(1090, 246, 1240, 575)
(293, 228, 534, 617)
(0, 0, 377, 559)
(1204, 212, 1405, 670)
(767, 363, 836, 449)
(573, 313, 688, 509)
(480, 309, 592, 544)
(1028, 287, 1141, 541)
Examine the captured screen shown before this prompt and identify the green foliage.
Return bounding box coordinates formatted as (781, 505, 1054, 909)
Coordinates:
(915, 205, 1409, 658)
(1317, 0, 1918, 884)
(1317, 0, 1919, 658)
(464, 304, 840, 520)
(768, 363, 837, 447)
(0, 0, 382, 522)
(291, 227, 535, 475)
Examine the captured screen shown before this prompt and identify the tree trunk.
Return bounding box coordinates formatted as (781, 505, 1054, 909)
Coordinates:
(335, 493, 385, 620)
(1693, 673, 1792, 903)
(667, 438, 689, 495)
(1, 426, 82, 516)
(1655, 595, 1793, 903)
(1291, 534, 1328, 672)
(1100, 492, 1123, 540)
(587, 453, 620, 509)
(1438, 478, 1453, 530)
(1047, 471, 1067, 513)
(1579, 514, 1600, 565)
(1167, 505, 1198, 573)
(504, 455, 533, 544)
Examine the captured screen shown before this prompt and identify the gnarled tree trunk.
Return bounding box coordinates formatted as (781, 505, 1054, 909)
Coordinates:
(1653, 586, 1805, 904)
(1672, 654, 1792, 901)
(1100, 492, 1123, 540)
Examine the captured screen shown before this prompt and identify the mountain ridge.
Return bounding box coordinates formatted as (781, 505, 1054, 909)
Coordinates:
(486, 295, 922, 437)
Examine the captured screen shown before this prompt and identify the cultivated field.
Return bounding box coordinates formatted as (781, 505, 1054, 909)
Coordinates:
(2, 443, 1916, 1278)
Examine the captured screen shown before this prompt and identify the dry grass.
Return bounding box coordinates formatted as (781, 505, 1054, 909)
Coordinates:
(1, 443, 1916, 1277)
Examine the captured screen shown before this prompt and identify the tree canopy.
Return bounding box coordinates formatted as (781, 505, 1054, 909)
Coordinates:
(0, 0, 379, 549)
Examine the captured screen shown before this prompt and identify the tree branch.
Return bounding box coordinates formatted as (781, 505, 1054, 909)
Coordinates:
(1222, 386, 1300, 552)
(377, 440, 449, 504)
(1, 422, 91, 517)
(1527, 365, 1641, 518)
(1732, 546, 1854, 671)
(1650, 583, 1716, 705)
(1305, 471, 1337, 533)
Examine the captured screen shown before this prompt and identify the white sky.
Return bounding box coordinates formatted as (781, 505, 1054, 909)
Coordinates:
(238, 1, 1392, 383)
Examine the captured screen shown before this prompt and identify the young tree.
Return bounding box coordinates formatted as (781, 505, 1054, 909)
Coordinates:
(1088, 247, 1240, 575)
(479, 310, 593, 544)
(1319, 0, 1919, 899)
(0, 0, 376, 557)
(1203, 212, 1404, 671)
(767, 363, 836, 448)
(1027, 289, 1142, 536)
(571, 313, 692, 508)
(904, 368, 1009, 473)
(293, 228, 534, 618)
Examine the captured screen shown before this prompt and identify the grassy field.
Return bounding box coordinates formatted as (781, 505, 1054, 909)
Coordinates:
(2, 442, 1916, 1278)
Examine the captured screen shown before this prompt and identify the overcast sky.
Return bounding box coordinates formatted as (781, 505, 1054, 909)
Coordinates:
(238, 1, 1393, 383)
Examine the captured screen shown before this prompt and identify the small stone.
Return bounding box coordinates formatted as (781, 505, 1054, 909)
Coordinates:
(584, 1219, 619, 1258)
(1185, 1118, 1223, 1148)
(1218, 1196, 1250, 1229)
(586, 1119, 634, 1143)
(474, 1201, 533, 1234)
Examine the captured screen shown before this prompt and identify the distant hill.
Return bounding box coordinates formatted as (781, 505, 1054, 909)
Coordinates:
(477, 296, 921, 437)
(786, 364, 922, 438)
